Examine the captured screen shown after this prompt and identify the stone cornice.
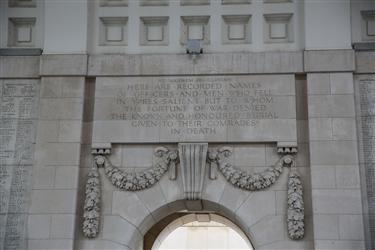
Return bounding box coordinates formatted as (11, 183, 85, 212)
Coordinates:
(0, 56, 40, 78)
(304, 50, 355, 73)
(3, 50, 375, 79)
(87, 51, 304, 76)
(39, 54, 88, 76)
(355, 51, 375, 74)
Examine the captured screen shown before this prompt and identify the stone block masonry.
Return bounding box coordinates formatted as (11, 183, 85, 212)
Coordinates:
(307, 73, 365, 250)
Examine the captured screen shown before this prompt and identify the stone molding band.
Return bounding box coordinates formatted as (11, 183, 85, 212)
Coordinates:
(82, 144, 304, 240)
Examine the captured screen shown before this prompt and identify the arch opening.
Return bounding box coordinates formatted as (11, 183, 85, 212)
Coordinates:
(145, 212, 254, 250)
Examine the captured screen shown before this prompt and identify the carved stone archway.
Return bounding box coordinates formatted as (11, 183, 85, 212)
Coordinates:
(146, 213, 254, 250)
(83, 142, 304, 242)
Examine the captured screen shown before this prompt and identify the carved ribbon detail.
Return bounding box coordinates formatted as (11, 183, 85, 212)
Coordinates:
(208, 146, 305, 240)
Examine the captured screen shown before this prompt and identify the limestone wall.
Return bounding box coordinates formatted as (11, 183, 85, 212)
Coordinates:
(0, 51, 374, 250)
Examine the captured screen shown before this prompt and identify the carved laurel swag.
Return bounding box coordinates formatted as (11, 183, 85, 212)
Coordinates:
(82, 167, 101, 238)
(101, 147, 178, 191)
(287, 167, 305, 240)
(209, 147, 291, 191)
(208, 146, 305, 240)
(83, 145, 305, 240)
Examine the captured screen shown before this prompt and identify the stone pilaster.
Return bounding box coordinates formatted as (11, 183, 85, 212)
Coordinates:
(27, 56, 88, 249)
(307, 72, 365, 249)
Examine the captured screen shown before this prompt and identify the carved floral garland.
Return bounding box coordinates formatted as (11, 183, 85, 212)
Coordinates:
(103, 147, 178, 191)
(208, 147, 305, 240)
(287, 165, 305, 240)
(82, 167, 101, 238)
(82, 147, 177, 238)
(83, 145, 304, 240)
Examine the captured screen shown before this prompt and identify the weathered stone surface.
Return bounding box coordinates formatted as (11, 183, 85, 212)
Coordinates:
(28, 239, 73, 250)
(356, 52, 375, 73)
(307, 74, 331, 95)
(122, 145, 154, 168)
(75, 240, 130, 250)
(314, 240, 365, 250)
(304, 50, 355, 72)
(40, 55, 88, 76)
(192, 53, 249, 74)
(58, 120, 82, 142)
(330, 73, 353, 94)
(135, 184, 167, 215)
(332, 118, 356, 140)
(234, 145, 266, 167)
(40, 143, 81, 166)
(309, 118, 332, 141)
(248, 51, 303, 74)
(311, 166, 336, 189)
(313, 214, 339, 240)
(0, 56, 40, 78)
(31, 166, 55, 189)
(249, 216, 285, 247)
(308, 95, 355, 118)
(29, 190, 77, 214)
(39, 98, 83, 120)
(54, 166, 79, 189)
(27, 215, 51, 239)
(88, 55, 142, 76)
(335, 166, 360, 189)
(102, 216, 142, 249)
(312, 189, 362, 214)
(40, 77, 85, 98)
(50, 214, 75, 239)
(310, 141, 359, 165)
(339, 214, 364, 240)
(112, 191, 150, 226)
(236, 191, 276, 227)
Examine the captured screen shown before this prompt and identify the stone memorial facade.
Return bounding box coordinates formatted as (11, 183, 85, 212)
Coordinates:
(0, 1, 375, 250)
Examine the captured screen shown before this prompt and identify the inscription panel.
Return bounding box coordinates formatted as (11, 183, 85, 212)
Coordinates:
(357, 75, 375, 247)
(93, 75, 296, 143)
(0, 80, 39, 250)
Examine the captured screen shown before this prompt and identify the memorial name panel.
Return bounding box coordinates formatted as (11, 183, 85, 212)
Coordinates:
(358, 75, 375, 244)
(0, 80, 39, 250)
(93, 75, 296, 143)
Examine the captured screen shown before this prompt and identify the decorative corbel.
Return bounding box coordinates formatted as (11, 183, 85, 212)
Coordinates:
(91, 143, 112, 156)
(277, 142, 298, 155)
